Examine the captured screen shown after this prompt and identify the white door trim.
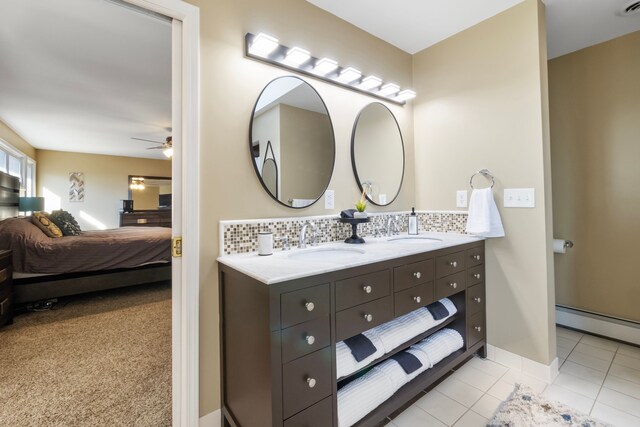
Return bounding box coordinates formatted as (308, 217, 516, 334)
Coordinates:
(123, 1, 200, 425)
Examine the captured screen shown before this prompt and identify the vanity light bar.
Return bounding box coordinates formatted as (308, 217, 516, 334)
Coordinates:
(244, 32, 415, 105)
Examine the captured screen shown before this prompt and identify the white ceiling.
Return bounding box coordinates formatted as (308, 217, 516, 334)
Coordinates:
(307, 0, 640, 59)
(0, 0, 171, 160)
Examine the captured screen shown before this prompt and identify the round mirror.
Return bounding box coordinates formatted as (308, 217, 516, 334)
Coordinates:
(250, 76, 335, 208)
(351, 102, 405, 206)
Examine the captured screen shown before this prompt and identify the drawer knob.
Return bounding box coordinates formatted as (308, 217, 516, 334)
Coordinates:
(413, 271, 422, 279)
(449, 261, 458, 268)
(306, 377, 316, 388)
(473, 255, 481, 261)
(473, 273, 481, 279)
(450, 282, 457, 289)
(305, 302, 315, 312)
(414, 296, 422, 304)
(364, 314, 373, 322)
(363, 285, 372, 294)
(305, 335, 315, 345)
(473, 297, 482, 303)
(474, 326, 482, 332)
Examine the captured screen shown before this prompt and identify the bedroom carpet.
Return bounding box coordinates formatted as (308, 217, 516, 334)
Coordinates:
(0, 282, 171, 426)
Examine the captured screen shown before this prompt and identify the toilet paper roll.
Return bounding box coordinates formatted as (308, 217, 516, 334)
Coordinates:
(553, 239, 567, 254)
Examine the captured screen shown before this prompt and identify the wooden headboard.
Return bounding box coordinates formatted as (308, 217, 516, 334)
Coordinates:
(0, 171, 20, 220)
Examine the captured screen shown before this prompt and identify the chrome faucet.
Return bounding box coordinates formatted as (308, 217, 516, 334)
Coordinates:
(386, 215, 400, 237)
(299, 221, 319, 249)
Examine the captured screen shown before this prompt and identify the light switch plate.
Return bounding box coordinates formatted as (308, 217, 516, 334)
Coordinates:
(324, 190, 334, 209)
(456, 190, 468, 208)
(504, 188, 535, 208)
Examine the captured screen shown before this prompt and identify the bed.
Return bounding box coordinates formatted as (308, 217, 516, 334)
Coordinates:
(0, 171, 171, 304)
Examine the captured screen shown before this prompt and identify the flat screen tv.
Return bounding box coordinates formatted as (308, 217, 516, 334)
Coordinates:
(159, 194, 171, 209)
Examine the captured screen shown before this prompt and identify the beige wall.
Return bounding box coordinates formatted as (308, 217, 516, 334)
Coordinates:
(280, 104, 333, 203)
(549, 31, 640, 322)
(0, 119, 36, 159)
(413, 0, 556, 364)
(187, 0, 414, 415)
(36, 150, 171, 229)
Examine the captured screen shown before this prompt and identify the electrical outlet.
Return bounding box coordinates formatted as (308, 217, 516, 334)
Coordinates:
(324, 190, 334, 209)
(456, 190, 468, 208)
(504, 188, 535, 208)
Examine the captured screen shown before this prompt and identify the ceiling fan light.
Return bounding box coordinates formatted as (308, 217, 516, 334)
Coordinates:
(379, 83, 400, 96)
(249, 33, 279, 56)
(360, 75, 382, 90)
(313, 57, 338, 75)
(163, 147, 174, 158)
(284, 46, 311, 66)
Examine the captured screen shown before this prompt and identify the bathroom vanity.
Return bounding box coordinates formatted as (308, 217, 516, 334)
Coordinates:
(218, 235, 486, 427)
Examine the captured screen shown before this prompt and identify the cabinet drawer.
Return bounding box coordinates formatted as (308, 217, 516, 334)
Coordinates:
(394, 259, 434, 292)
(435, 271, 466, 300)
(0, 266, 9, 284)
(281, 316, 331, 363)
(467, 265, 484, 287)
(282, 347, 332, 419)
(394, 282, 435, 317)
(336, 269, 390, 312)
(436, 251, 465, 278)
(467, 247, 484, 268)
(467, 283, 485, 316)
(284, 396, 332, 427)
(281, 284, 330, 329)
(336, 296, 393, 342)
(468, 312, 485, 347)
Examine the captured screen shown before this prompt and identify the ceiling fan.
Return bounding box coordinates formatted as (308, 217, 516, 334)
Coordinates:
(131, 135, 173, 158)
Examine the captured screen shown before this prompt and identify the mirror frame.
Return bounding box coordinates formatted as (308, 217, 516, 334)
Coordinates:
(127, 175, 172, 209)
(249, 76, 336, 209)
(350, 102, 405, 206)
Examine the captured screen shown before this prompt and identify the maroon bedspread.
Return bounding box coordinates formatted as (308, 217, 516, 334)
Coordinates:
(0, 217, 171, 274)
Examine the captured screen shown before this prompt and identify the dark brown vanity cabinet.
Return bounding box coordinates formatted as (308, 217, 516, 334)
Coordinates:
(219, 241, 486, 427)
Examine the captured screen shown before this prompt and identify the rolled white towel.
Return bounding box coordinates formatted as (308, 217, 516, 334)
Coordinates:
(413, 328, 464, 366)
(336, 329, 385, 379)
(414, 298, 457, 330)
(337, 367, 396, 427)
(376, 310, 428, 352)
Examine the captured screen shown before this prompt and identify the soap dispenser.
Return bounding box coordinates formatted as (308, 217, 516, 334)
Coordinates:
(408, 207, 418, 235)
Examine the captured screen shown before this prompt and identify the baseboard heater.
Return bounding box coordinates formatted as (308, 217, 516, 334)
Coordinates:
(556, 305, 640, 346)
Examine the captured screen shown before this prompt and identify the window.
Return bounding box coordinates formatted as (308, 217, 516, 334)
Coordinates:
(0, 139, 36, 196)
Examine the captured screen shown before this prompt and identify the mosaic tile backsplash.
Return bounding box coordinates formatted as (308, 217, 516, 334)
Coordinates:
(220, 211, 468, 255)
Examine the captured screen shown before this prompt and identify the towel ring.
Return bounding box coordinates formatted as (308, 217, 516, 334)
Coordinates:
(469, 169, 495, 189)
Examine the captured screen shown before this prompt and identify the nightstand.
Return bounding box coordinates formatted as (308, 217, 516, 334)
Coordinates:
(0, 250, 13, 327)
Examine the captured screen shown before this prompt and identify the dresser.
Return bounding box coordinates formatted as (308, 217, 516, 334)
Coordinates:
(218, 239, 486, 427)
(0, 250, 13, 328)
(119, 209, 171, 228)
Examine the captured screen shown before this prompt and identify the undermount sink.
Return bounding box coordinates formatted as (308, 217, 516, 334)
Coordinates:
(288, 247, 366, 261)
(386, 236, 443, 243)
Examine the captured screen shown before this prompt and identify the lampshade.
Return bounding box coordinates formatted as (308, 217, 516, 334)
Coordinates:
(19, 196, 45, 212)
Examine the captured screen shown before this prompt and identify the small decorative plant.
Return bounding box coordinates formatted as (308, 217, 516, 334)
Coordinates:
(355, 188, 367, 213)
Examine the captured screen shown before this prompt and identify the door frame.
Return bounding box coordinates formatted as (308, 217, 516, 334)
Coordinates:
(124, 1, 200, 425)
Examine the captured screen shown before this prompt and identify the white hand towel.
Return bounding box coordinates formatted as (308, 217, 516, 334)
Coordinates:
(465, 187, 505, 238)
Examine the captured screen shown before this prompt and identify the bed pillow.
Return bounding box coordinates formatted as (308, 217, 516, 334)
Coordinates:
(31, 212, 64, 238)
(49, 209, 82, 236)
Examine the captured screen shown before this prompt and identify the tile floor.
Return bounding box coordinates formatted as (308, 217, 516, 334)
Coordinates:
(384, 327, 640, 427)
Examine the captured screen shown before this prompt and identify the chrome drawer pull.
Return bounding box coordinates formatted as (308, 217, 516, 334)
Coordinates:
(363, 285, 372, 294)
(450, 282, 457, 289)
(364, 314, 373, 322)
(413, 271, 422, 279)
(473, 255, 481, 261)
(473, 297, 482, 303)
(306, 377, 316, 388)
(305, 302, 315, 312)
(414, 296, 421, 304)
(305, 335, 315, 345)
(449, 261, 458, 268)
(473, 273, 481, 279)
(474, 326, 482, 332)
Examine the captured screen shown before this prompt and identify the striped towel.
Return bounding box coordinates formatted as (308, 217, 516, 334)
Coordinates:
(336, 329, 384, 379)
(413, 328, 464, 366)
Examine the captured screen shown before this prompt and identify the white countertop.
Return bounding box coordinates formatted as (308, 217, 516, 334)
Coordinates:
(217, 232, 483, 285)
